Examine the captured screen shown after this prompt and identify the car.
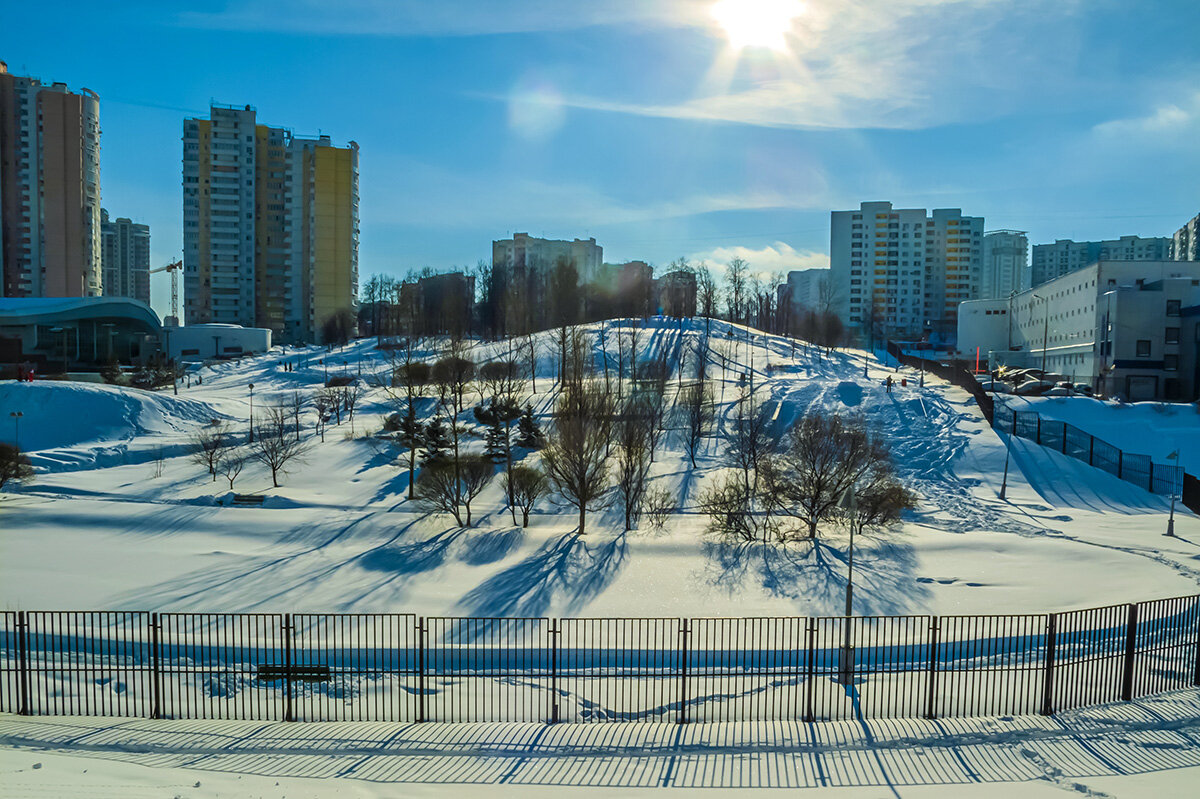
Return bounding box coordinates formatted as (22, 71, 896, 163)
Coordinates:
(978, 380, 1012, 394)
(1013, 379, 1055, 396)
(1043, 387, 1071, 396)
(1072, 383, 1094, 396)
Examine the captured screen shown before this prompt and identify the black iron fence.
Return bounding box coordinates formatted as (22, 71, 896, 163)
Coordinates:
(993, 404, 1184, 496)
(3, 597, 1198, 724)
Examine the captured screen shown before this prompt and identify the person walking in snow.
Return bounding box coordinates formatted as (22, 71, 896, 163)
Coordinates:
(885, 376, 894, 394)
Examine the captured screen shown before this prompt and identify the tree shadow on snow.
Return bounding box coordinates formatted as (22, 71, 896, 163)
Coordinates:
(702, 535, 929, 617)
(455, 531, 629, 621)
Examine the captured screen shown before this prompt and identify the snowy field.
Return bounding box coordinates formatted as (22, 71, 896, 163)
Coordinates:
(2, 318, 1197, 619)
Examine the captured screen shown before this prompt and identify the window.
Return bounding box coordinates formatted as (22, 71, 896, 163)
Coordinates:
(1166, 299, 1181, 316)
(1165, 327, 1180, 345)
(1136, 340, 1151, 357)
(1164, 354, 1179, 371)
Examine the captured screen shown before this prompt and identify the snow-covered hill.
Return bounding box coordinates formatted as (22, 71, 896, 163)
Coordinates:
(1, 318, 1195, 617)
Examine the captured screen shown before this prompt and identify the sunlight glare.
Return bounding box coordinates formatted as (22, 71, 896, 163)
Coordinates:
(711, 0, 804, 51)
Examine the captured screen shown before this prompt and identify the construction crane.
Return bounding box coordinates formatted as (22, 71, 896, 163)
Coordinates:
(150, 259, 183, 324)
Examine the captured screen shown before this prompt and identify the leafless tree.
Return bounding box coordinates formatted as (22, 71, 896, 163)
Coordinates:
(414, 453, 493, 527)
(220, 447, 247, 490)
(342, 383, 362, 436)
(541, 379, 614, 535)
(725, 257, 749, 324)
(312, 387, 337, 442)
(614, 394, 654, 530)
(837, 463, 918, 536)
(287, 391, 305, 441)
(190, 421, 230, 481)
(762, 412, 889, 538)
(726, 389, 772, 495)
(479, 359, 524, 407)
(252, 405, 310, 488)
(642, 485, 675, 530)
(695, 262, 718, 334)
(677, 379, 713, 468)
(504, 464, 548, 527)
(698, 472, 778, 542)
(0, 443, 34, 491)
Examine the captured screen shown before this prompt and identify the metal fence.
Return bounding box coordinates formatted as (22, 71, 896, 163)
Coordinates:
(994, 405, 1184, 496)
(2, 597, 1198, 724)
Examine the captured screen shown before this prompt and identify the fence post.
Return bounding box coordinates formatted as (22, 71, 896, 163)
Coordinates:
(1036, 416, 1042, 445)
(16, 611, 30, 716)
(282, 613, 293, 722)
(1089, 436, 1095, 466)
(1120, 604, 1138, 701)
(1041, 613, 1058, 716)
(924, 616, 940, 719)
(1192, 597, 1200, 687)
(677, 618, 690, 725)
(1061, 424, 1068, 455)
(1149, 462, 1155, 493)
(417, 617, 427, 723)
(149, 612, 161, 720)
(804, 618, 816, 723)
(1118, 452, 1124, 480)
(549, 619, 559, 724)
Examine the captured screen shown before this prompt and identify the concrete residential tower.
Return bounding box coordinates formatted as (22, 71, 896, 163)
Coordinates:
(981, 230, 1028, 299)
(1030, 235, 1171, 288)
(0, 62, 102, 298)
(100, 210, 150, 305)
(182, 104, 358, 343)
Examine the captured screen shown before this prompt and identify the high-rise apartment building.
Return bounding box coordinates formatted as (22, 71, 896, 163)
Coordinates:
(182, 104, 358, 343)
(100, 209, 150, 305)
(830, 201, 982, 339)
(0, 61, 102, 298)
(1172, 213, 1199, 262)
(980, 230, 1028, 299)
(492, 233, 603, 284)
(1030, 235, 1171, 287)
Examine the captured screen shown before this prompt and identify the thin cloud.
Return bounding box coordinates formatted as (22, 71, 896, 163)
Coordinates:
(692, 243, 830, 275)
(1094, 91, 1200, 138)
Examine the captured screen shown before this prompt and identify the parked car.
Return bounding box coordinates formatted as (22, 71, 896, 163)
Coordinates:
(978, 380, 1013, 394)
(1013, 379, 1055, 396)
(1072, 383, 1094, 396)
(1043, 387, 1071, 396)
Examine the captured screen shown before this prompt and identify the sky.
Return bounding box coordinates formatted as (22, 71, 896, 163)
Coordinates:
(3, 0, 1199, 318)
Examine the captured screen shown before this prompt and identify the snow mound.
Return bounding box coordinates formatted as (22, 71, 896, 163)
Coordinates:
(0, 381, 221, 453)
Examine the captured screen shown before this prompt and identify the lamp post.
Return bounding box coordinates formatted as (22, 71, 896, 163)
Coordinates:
(9, 411, 22, 449)
(999, 426, 1011, 500)
(1165, 450, 1180, 537)
(248, 383, 256, 444)
(838, 484, 859, 686)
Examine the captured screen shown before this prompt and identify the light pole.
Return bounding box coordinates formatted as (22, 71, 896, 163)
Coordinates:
(1165, 450, 1180, 537)
(999, 421, 1011, 500)
(9, 411, 22, 449)
(838, 485, 859, 686)
(248, 383, 255, 443)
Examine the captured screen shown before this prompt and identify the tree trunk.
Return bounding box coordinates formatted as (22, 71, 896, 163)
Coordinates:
(522, 508, 530, 527)
(578, 506, 586, 535)
(808, 519, 817, 539)
(272, 468, 280, 488)
(407, 448, 416, 499)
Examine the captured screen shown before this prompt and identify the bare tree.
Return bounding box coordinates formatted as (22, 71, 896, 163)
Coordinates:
(190, 421, 230, 481)
(762, 412, 888, 538)
(541, 379, 614, 535)
(698, 472, 777, 542)
(251, 405, 309, 488)
(220, 447, 247, 490)
(725, 257, 749, 324)
(839, 464, 918, 535)
(457, 454, 494, 527)
(695, 261, 718, 334)
(726, 389, 772, 495)
(643, 485, 675, 530)
(504, 464, 548, 527)
(342, 383, 362, 436)
(414, 454, 493, 527)
(312, 387, 337, 442)
(677, 379, 713, 468)
(287, 391, 305, 441)
(614, 394, 654, 530)
(0, 443, 34, 491)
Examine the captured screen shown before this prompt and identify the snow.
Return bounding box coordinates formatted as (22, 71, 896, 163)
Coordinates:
(1, 318, 1197, 619)
(3, 688, 1200, 796)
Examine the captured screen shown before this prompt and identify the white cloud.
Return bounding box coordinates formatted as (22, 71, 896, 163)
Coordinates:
(1093, 91, 1200, 138)
(690, 242, 829, 277)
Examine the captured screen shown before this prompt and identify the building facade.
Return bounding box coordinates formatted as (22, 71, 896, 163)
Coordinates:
(100, 210, 150, 305)
(1173, 213, 1199, 262)
(182, 104, 358, 344)
(1030, 235, 1171, 288)
(980, 230, 1028, 299)
(0, 62, 102, 298)
(784, 268, 830, 313)
(492, 233, 603, 284)
(830, 201, 982, 341)
(957, 260, 1200, 401)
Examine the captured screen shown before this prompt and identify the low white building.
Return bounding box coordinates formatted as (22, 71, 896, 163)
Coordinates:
(957, 260, 1200, 400)
(166, 323, 272, 362)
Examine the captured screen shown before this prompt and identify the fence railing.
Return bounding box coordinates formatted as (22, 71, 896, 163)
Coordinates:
(884, 342, 994, 423)
(993, 404, 1184, 496)
(3, 597, 1198, 724)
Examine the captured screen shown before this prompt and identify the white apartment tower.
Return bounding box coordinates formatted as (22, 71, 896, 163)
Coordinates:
(0, 62, 102, 297)
(100, 209, 151, 305)
(830, 201, 982, 340)
(1030, 235, 1171, 288)
(492, 233, 603, 284)
(1173, 213, 1199, 262)
(981, 230, 1028, 299)
(183, 104, 359, 343)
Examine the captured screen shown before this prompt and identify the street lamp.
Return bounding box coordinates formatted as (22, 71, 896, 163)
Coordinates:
(1165, 450, 1180, 537)
(248, 383, 256, 443)
(9, 411, 23, 449)
(838, 484, 859, 686)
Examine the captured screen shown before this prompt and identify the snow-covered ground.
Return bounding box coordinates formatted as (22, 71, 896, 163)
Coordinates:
(2, 318, 1197, 618)
(3, 688, 1200, 797)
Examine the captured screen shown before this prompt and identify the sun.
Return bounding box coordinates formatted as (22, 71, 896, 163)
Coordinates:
(711, 0, 803, 51)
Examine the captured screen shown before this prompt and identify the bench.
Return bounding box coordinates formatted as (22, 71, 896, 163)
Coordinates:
(232, 494, 266, 507)
(255, 664, 331, 683)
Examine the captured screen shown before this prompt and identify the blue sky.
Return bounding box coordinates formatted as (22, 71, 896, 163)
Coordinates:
(4, 0, 1198, 316)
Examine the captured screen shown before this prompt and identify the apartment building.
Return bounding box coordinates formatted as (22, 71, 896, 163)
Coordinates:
(980, 230, 1028, 299)
(1030, 235, 1171, 288)
(182, 104, 358, 343)
(492, 233, 603, 284)
(100, 210, 150, 305)
(1173, 213, 1199, 262)
(0, 62, 102, 298)
(830, 201, 982, 341)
